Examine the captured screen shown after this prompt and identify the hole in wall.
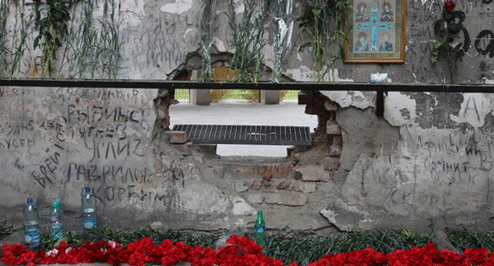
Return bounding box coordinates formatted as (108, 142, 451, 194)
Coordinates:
(162, 56, 328, 158)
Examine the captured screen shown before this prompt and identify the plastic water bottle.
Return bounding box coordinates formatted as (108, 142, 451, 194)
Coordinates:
(81, 187, 97, 231)
(23, 198, 40, 250)
(254, 211, 265, 247)
(50, 198, 63, 239)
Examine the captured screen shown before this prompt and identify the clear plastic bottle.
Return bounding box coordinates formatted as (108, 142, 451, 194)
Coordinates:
(23, 197, 40, 250)
(81, 187, 97, 231)
(254, 210, 266, 247)
(50, 198, 63, 239)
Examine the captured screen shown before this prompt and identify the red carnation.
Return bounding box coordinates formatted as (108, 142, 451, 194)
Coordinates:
(444, 1, 455, 10)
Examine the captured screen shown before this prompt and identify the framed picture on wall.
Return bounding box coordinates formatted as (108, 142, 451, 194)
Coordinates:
(344, 0, 406, 63)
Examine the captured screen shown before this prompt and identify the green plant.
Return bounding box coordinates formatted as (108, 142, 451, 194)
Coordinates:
(200, 0, 213, 82)
(0, 0, 31, 78)
(33, 0, 82, 77)
(0, 0, 9, 77)
(64, 0, 121, 79)
(0, 219, 19, 241)
(8, 8, 30, 78)
(430, 1, 466, 83)
(227, 0, 268, 83)
(298, 0, 351, 82)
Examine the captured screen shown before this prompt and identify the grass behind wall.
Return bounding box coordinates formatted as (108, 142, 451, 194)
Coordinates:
(174, 89, 299, 102)
(3, 220, 494, 266)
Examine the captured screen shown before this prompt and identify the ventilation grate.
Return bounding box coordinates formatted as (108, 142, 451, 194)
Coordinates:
(172, 124, 312, 145)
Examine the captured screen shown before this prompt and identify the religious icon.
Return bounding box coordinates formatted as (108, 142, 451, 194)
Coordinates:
(355, 3, 370, 22)
(379, 32, 393, 51)
(355, 32, 369, 52)
(344, 0, 406, 62)
(380, 2, 394, 22)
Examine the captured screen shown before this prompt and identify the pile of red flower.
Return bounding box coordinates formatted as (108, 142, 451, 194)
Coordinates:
(3, 236, 494, 266)
(1, 235, 289, 266)
(307, 243, 494, 266)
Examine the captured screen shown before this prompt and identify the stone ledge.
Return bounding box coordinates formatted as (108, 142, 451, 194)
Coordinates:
(237, 179, 317, 193)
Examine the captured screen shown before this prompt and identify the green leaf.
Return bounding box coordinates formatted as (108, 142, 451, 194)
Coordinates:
(430, 49, 439, 63)
(339, 46, 346, 60)
(33, 36, 41, 49)
(312, 8, 321, 16)
(433, 20, 446, 36)
(448, 23, 462, 34)
(299, 41, 313, 53)
(443, 12, 453, 22)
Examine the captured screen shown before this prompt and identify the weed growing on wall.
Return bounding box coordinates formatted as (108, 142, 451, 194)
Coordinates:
(200, 0, 213, 82)
(298, 0, 351, 82)
(0, 0, 31, 78)
(0, 0, 9, 77)
(227, 0, 268, 83)
(63, 0, 121, 79)
(33, 0, 83, 77)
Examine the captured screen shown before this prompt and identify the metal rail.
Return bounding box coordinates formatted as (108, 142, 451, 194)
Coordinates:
(0, 79, 493, 92)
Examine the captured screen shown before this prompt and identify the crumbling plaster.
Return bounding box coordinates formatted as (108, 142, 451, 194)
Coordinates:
(2, 0, 494, 235)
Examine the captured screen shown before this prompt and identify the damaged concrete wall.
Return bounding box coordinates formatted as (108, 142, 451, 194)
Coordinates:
(1, 0, 494, 235)
(319, 91, 494, 232)
(1, 0, 493, 82)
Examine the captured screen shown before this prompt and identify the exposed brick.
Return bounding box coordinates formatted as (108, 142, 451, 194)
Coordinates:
(264, 193, 281, 204)
(324, 157, 340, 171)
(246, 194, 264, 204)
(230, 164, 257, 175)
(285, 193, 309, 206)
(275, 180, 297, 191)
(296, 165, 330, 182)
(256, 165, 293, 178)
(263, 171, 273, 181)
(165, 131, 188, 144)
(299, 182, 317, 193)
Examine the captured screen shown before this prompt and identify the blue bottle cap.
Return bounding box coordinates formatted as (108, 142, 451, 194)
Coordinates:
(85, 187, 90, 193)
(27, 198, 33, 204)
(53, 199, 61, 208)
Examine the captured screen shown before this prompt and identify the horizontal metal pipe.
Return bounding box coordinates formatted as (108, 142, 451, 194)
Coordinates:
(0, 79, 493, 92)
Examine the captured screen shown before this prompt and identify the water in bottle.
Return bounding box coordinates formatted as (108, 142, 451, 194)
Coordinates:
(254, 210, 266, 247)
(81, 187, 97, 231)
(24, 198, 40, 250)
(50, 198, 63, 239)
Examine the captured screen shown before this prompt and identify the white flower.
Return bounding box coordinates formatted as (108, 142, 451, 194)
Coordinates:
(107, 240, 117, 249)
(46, 249, 59, 257)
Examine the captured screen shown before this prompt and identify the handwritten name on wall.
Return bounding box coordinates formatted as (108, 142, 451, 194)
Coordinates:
(0, 87, 184, 209)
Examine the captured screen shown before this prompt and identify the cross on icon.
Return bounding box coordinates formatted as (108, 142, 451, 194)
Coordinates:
(356, 2, 393, 51)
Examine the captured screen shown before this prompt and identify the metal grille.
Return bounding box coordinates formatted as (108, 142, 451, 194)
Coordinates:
(172, 124, 312, 145)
